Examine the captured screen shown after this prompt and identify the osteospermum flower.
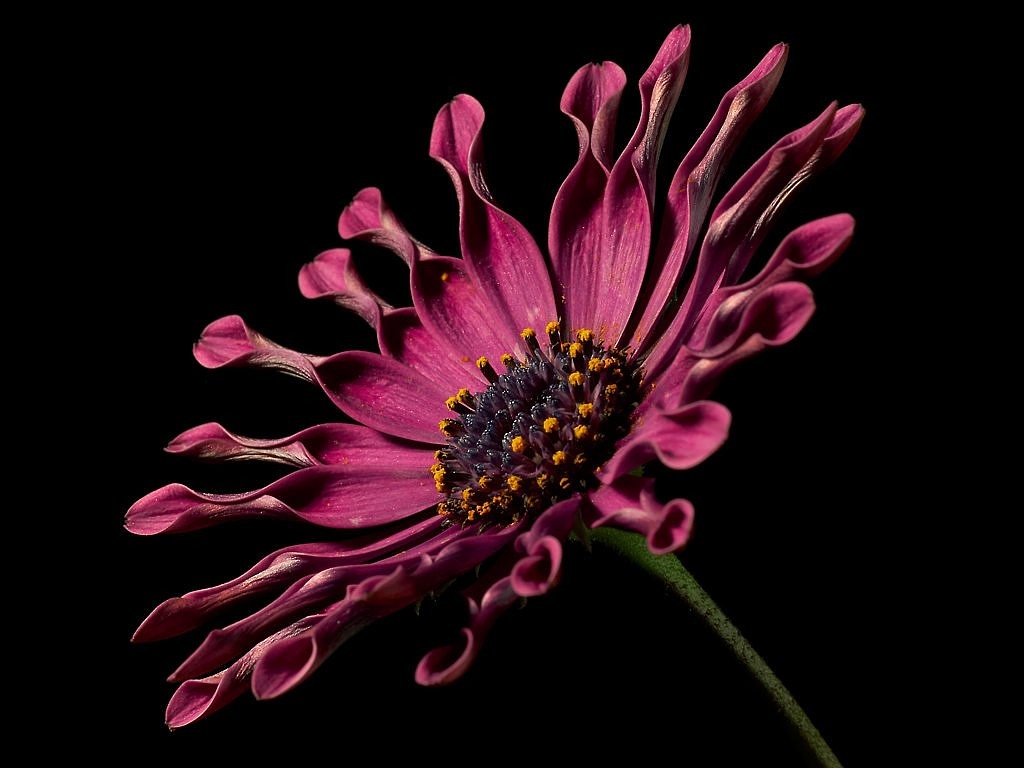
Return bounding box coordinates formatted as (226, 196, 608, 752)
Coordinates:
(128, 25, 861, 728)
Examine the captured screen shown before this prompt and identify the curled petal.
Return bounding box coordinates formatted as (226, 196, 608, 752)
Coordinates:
(165, 421, 428, 468)
(430, 94, 557, 336)
(549, 61, 627, 319)
(165, 616, 319, 729)
(415, 575, 517, 686)
(592, 25, 691, 344)
(514, 495, 581, 554)
(252, 524, 520, 699)
(297, 248, 390, 328)
(125, 455, 438, 535)
(587, 476, 695, 555)
(338, 186, 432, 267)
(633, 43, 788, 351)
(133, 517, 443, 642)
(193, 315, 321, 380)
(601, 401, 731, 482)
(510, 536, 563, 598)
(171, 526, 464, 680)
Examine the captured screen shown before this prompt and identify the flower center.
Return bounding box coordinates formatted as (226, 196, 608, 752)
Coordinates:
(432, 321, 642, 526)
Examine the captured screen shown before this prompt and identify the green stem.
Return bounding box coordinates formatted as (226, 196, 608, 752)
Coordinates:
(590, 527, 842, 768)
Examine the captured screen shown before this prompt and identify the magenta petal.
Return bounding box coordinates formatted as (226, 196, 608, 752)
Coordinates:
(415, 574, 517, 686)
(165, 617, 318, 728)
(125, 454, 438, 535)
(171, 526, 464, 680)
(589, 26, 691, 344)
(510, 536, 564, 598)
(133, 517, 443, 642)
(378, 307, 480, 392)
(297, 248, 390, 328)
(633, 44, 788, 351)
(338, 186, 426, 267)
(601, 401, 731, 482)
(430, 94, 556, 335)
(315, 350, 451, 442)
(193, 315, 320, 379)
(588, 476, 695, 555)
(549, 61, 627, 324)
(165, 421, 428, 468)
(252, 524, 520, 699)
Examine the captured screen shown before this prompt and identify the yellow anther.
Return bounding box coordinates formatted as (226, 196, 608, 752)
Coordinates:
(433, 450, 444, 461)
(445, 396, 460, 411)
(510, 435, 526, 454)
(573, 425, 589, 440)
(431, 462, 444, 475)
(466, 508, 476, 521)
(524, 494, 542, 511)
(574, 454, 588, 465)
(559, 477, 573, 490)
(568, 371, 585, 387)
(507, 475, 524, 492)
(476, 356, 489, 369)
(603, 383, 618, 397)
(478, 476, 493, 491)
(462, 488, 473, 501)
(577, 403, 594, 418)
(545, 321, 561, 335)
(501, 353, 516, 367)
(568, 342, 583, 358)
(520, 327, 536, 340)
(543, 417, 560, 433)
(576, 328, 594, 342)
(457, 387, 472, 400)
(437, 503, 450, 516)
(439, 419, 461, 436)
(604, 358, 616, 370)
(588, 358, 603, 373)
(552, 451, 568, 466)
(536, 473, 551, 490)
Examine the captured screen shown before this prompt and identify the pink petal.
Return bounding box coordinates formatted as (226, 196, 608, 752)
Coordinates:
(193, 315, 321, 379)
(165, 616, 319, 729)
(315, 350, 452, 442)
(588, 25, 691, 345)
(549, 61, 627, 323)
(644, 103, 862, 380)
(631, 44, 788, 352)
(587, 476, 695, 555)
(430, 94, 557, 336)
(510, 536, 564, 598)
(338, 186, 516, 372)
(125, 455, 438, 535)
(133, 517, 443, 642)
(171, 526, 465, 681)
(252, 524, 520, 699)
(377, 307, 481, 392)
(601, 400, 731, 482)
(297, 248, 390, 328)
(165, 421, 428, 468)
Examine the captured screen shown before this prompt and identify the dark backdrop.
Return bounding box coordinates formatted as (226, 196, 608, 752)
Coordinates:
(85, 9, 922, 764)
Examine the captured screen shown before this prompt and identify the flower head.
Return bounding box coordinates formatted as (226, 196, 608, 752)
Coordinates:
(128, 25, 861, 728)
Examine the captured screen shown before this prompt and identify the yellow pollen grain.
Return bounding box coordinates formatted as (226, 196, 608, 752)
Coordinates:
(476, 356, 489, 369)
(440, 272, 449, 282)
(434, 450, 444, 461)
(552, 451, 568, 466)
(507, 475, 524, 492)
(536, 473, 550, 489)
(462, 488, 473, 501)
(439, 419, 460, 435)
(478, 476, 493, 491)
(510, 435, 526, 454)
(568, 371, 584, 387)
(445, 396, 459, 411)
(568, 342, 583, 357)
(437, 504, 450, 516)
(577, 403, 594, 418)
(520, 327, 536, 340)
(466, 508, 476, 521)
(573, 425, 589, 440)
(543, 417, 560, 433)
(501, 353, 515, 367)
(604, 383, 618, 397)
(588, 358, 603, 373)
(458, 387, 472, 400)
(576, 328, 594, 342)
(545, 320, 561, 335)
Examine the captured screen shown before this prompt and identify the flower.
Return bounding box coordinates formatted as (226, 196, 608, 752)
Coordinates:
(127, 25, 861, 728)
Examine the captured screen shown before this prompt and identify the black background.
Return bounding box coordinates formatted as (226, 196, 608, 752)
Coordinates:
(79, 8, 927, 764)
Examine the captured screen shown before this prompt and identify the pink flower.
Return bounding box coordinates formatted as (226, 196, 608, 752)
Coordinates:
(127, 25, 861, 728)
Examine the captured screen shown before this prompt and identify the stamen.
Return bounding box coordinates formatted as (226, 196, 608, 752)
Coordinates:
(521, 327, 541, 356)
(477, 356, 498, 384)
(546, 320, 562, 346)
